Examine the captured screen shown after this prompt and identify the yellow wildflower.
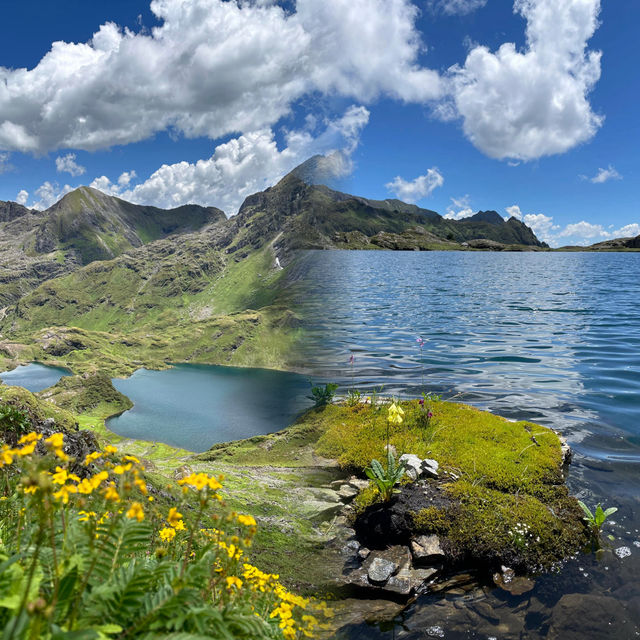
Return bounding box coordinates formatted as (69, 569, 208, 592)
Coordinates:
(104, 484, 120, 502)
(123, 455, 140, 463)
(174, 519, 186, 531)
(84, 451, 102, 465)
(1, 447, 15, 466)
(53, 484, 77, 504)
(17, 432, 42, 445)
(159, 527, 176, 542)
(104, 445, 118, 454)
(52, 466, 79, 485)
(78, 511, 97, 522)
(225, 576, 243, 590)
(167, 507, 183, 527)
(23, 485, 38, 495)
(125, 501, 145, 522)
(134, 477, 148, 494)
(387, 402, 404, 426)
(112, 463, 132, 475)
(237, 514, 257, 527)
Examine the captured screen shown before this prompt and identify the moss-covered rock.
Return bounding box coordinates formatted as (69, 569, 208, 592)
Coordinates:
(308, 399, 588, 573)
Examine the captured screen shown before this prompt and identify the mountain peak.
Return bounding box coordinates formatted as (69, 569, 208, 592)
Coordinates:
(465, 210, 505, 224)
(285, 153, 350, 188)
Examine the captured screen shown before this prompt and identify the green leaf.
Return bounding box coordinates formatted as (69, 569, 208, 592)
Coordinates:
(603, 507, 618, 518)
(577, 500, 594, 522)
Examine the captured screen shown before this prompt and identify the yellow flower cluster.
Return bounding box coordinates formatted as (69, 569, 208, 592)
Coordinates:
(178, 472, 223, 492)
(388, 401, 405, 425)
(1, 432, 43, 467)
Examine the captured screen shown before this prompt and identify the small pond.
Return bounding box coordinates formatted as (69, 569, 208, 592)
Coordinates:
(0, 363, 71, 392)
(107, 364, 312, 452)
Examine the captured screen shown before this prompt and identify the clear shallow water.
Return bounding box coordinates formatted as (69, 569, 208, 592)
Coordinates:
(299, 251, 640, 639)
(107, 364, 312, 452)
(0, 363, 70, 392)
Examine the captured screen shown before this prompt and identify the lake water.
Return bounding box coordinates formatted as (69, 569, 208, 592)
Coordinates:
(107, 364, 312, 452)
(0, 363, 70, 392)
(300, 251, 640, 639)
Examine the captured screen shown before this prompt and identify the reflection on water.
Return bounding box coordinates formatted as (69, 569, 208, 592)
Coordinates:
(299, 251, 640, 639)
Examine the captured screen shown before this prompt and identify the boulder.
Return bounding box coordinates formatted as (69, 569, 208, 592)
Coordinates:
(303, 500, 343, 522)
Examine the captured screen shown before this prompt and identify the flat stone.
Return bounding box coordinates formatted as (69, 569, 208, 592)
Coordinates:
(367, 557, 398, 584)
(302, 500, 343, 522)
(347, 477, 370, 491)
(337, 484, 359, 501)
(358, 547, 371, 559)
(411, 534, 445, 562)
(307, 488, 342, 503)
(421, 458, 439, 479)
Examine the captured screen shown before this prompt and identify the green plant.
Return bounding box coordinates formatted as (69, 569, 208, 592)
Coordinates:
(368, 385, 384, 411)
(307, 382, 339, 407)
(0, 431, 329, 639)
(365, 449, 406, 502)
(346, 389, 361, 407)
(578, 501, 617, 541)
(0, 404, 31, 443)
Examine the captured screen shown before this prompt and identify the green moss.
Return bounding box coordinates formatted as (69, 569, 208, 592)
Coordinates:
(411, 506, 450, 534)
(315, 400, 563, 498)
(443, 481, 585, 571)
(352, 485, 381, 517)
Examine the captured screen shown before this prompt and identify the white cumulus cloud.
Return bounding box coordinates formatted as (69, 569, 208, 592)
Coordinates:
(56, 153, 86, 177)
(444, 195, 474, 220)
(0, 0, 440, 154)
(507, 204, 639, 247)
(15, 189, 28, 205)
(386, 168, 444, 203)
(505, 204, 523, 220)
(589, 165, 622, 183)
(447, 0, 603, 160)
(30, 105, 369, 215)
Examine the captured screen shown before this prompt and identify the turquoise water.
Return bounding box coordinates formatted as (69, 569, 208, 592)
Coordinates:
(300, 250, 640, 639)
(107, 364, 312, 452)
(0, 363, 70, 392)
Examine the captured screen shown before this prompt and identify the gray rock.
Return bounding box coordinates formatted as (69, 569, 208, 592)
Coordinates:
(368, 557, 398, 584)
(558, 435, 572, 465)
(307, 487, 342, 503)
(303, 500, 343, 522)
(358, 547, 371, 559)
(337, 484, 359, 501)
(42, 417, 55, 428)
(399, 453, 423, 480)
(421, 458, 439, 478)
(411, 534, 445, 563)
(347, 477, 370, 491)
(342, 539, 361, 555)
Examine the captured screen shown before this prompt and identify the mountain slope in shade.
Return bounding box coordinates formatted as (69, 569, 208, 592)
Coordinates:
(34, 186, 226, 264)
(224, 169, 546, 255)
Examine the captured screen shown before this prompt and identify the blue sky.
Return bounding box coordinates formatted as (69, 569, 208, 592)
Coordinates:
(0, 0, 637, 246)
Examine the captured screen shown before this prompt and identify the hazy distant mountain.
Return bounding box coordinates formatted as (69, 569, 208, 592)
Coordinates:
(557, 234, 640, 251)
